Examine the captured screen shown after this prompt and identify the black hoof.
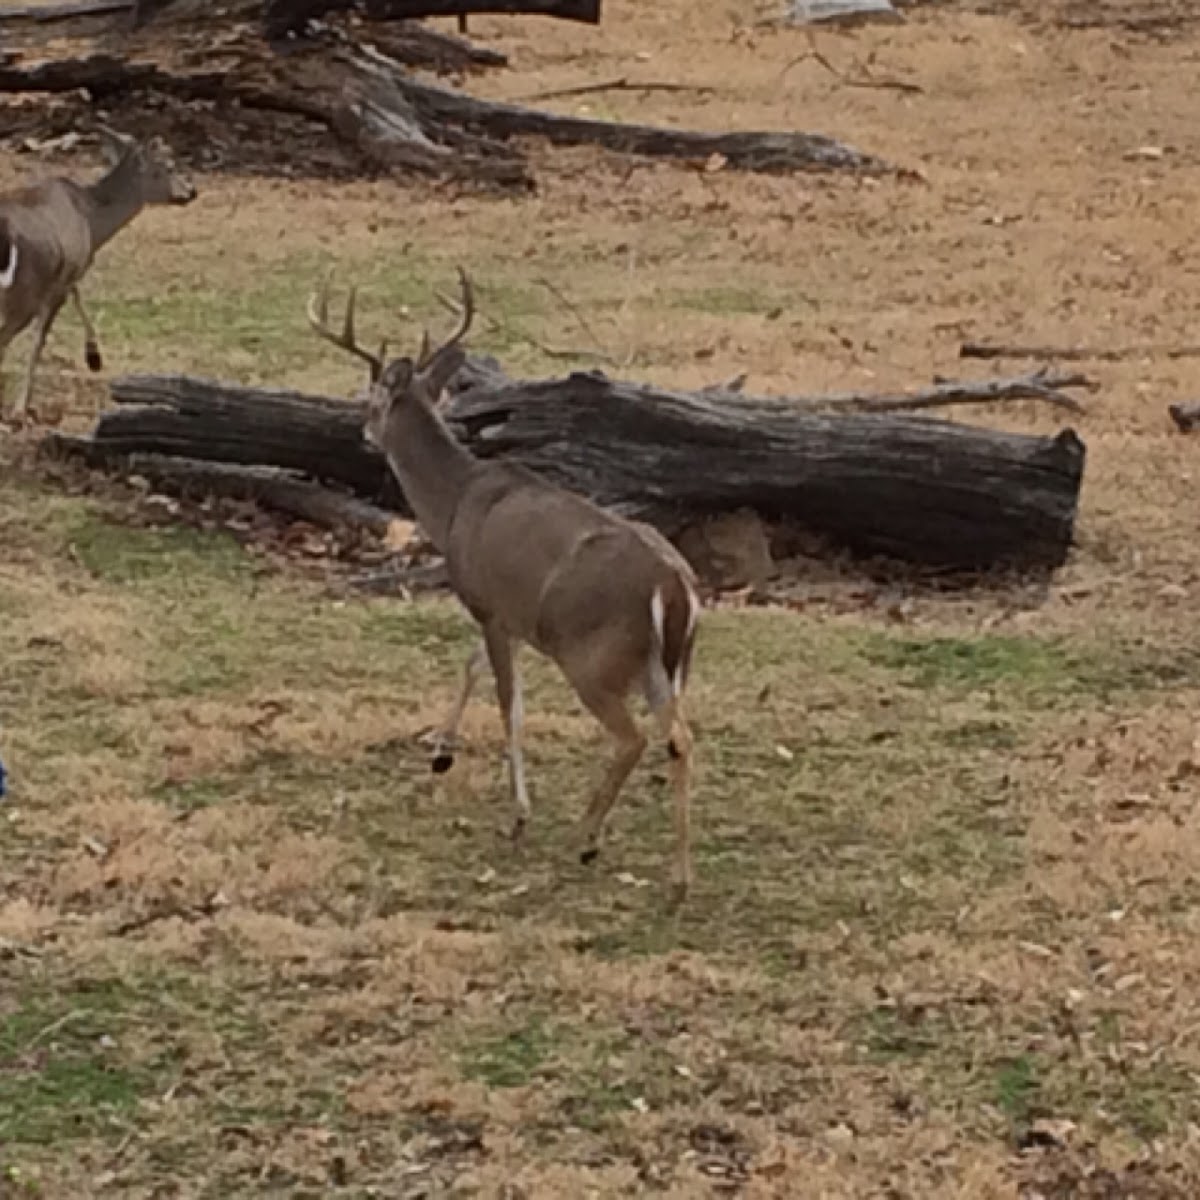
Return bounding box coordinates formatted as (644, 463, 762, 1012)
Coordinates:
(431, 752, 454, 774)
(85, 346, 103, 373)
(580, 847, 599, 866)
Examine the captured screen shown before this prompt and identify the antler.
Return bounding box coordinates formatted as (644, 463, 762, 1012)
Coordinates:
(306, 271, 386, 382)
(418, 267, 475, 375)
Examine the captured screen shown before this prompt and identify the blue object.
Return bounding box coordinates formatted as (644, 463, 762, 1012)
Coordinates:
(0, 757, 7, 800)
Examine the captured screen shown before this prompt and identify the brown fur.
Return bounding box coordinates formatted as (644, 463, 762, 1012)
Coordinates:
(310, 272, 702, 904)
(0, 133, 195, 423)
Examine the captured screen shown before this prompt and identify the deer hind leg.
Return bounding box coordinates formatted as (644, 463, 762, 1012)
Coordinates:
(71, 288, 103, 372)
(482, 625, 531, 842)
(575, 681, 647, 869)
(643, 647, 696, 906)
(9, 297, 64, 425)
(0, 328, 11, 415)
(431, 639, 487, 774)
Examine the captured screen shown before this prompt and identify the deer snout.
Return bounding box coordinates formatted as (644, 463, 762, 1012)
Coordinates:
(170, 179, 198, 205)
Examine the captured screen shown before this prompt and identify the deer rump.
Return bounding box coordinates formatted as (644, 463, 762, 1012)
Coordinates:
(0, 190, 89, 311)
(0, 218, 15, 288)
(444, 461, 697, 697)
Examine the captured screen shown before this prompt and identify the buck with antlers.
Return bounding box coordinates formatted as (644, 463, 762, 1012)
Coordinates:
(0, 128, 196, 425)
(308, 270, 702, 904)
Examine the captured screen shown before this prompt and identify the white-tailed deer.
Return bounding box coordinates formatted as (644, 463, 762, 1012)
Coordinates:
(308, 270, 702, 904)
(0, 128, 196, 425)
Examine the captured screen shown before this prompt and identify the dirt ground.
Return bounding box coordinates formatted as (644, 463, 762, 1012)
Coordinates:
(4, 1, 1200, 1196)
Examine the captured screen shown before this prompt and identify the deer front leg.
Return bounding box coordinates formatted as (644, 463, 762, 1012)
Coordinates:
(71, 288, 103, 372)
(482, 625, 530, 843)
(431, 639, 486, 774)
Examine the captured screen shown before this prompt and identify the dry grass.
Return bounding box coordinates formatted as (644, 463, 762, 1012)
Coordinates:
(4, 1, 1200, 1195)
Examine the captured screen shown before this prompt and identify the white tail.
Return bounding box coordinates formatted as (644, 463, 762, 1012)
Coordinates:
(0, 129, 196, 425)
(0, 243, 18, 290)
(309, 270, 702, 905)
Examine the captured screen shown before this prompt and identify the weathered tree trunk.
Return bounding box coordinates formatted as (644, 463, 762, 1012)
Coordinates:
(264, 0, 601, 35)
(51, 442, 401, 535)
(124, 0, 599, 32)
(0, 1, 131, 22)
(0, 38, 881, 187)
(50, 370, 1087, 571)
(390, 70, 887, 173)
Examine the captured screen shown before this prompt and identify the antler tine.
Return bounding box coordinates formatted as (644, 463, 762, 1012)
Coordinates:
(306, 268, 331, 333)
(343, 283, 359, 348)
(450, 266, 476, 349)
(306, 271, 384, 381)
(420, 267, 476, 372)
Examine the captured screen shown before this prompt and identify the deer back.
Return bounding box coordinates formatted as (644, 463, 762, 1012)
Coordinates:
(446, 461, 693, 658)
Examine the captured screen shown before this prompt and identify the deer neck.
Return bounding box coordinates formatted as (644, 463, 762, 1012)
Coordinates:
(382, 399, 476, 550)
(83, 155, 146, 251)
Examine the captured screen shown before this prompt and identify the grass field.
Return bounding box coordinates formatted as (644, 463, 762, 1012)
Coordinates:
(4, 1, 1200, 1195)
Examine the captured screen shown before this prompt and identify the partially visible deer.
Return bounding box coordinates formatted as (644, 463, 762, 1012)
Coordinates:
(308, 270, 702, 904)
(0, 128, 196, 424)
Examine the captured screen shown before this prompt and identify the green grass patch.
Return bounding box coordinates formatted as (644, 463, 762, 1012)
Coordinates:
(66, 512, 253, 587)
(861, 631, 1200, 702)
(668, 284, 785, 317)
(993, 1055, 1040, 1127)
(860, 1007, 943, 1063)
(0, 980, 155, 1146)
(91, 245, 559, 382)
(459, 1017, 559, 1089)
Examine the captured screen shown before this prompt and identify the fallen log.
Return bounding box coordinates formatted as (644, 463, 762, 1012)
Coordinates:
(265, 0, 601, 35)
(0, 35, 880, 186)
(126, 0, 600, 32)
(51, 440, 400, 534)
(49, 368, 1087, 571)
(0, 1, 129, 21)
(0, 51, 533, 188)
(390, 68, 887, 173)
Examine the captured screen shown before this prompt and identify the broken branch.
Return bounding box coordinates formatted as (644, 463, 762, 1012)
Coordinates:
(805, 369, 1094, 416)
(518, 77, 718, 103)
(962, 340, 1200, 364)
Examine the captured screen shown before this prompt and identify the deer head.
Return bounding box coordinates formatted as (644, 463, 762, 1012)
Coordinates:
(97, 127, 197, 206)
(307, 268, 475, 449)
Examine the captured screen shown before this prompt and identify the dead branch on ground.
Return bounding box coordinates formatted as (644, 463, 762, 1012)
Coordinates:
(962, 340, 1200, 364)
(804, 369, 1094, 416)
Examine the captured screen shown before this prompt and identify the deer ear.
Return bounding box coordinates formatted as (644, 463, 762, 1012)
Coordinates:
(422, 345, 466, 406)
(96, 125, 136, 166)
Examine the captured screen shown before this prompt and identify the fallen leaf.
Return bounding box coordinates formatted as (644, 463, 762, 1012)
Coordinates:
(384, 519, 417, 553)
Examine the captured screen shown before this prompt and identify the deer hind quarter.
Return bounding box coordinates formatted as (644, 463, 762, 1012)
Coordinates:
(0, 230, 17, 290)
(651, 572, 700, 698)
